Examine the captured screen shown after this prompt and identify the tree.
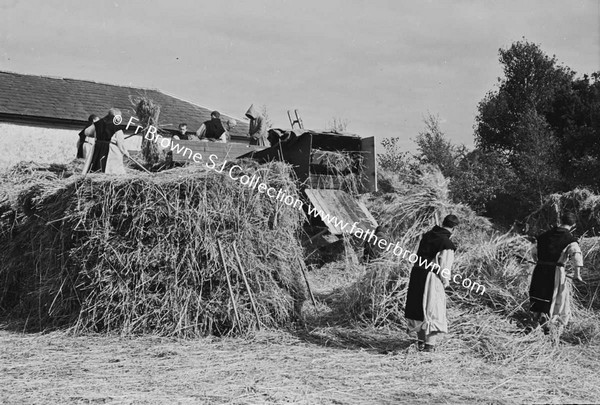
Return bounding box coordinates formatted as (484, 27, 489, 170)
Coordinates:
(473, 39, 577, 218)
(509, 109, 563, 204)
(379, 137, 416, 175)
(450, 149, 517, 217)
(413, 114, 466, 179)
(550, 73, 600, 189)
(475, 39, 573, 154)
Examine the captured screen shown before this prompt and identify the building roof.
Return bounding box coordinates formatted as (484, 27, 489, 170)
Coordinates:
(0, 71, 249, 138)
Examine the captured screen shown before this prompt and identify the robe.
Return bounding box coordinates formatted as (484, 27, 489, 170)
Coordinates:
(405, 226, 456, 335)
(530, 227, 582, 325)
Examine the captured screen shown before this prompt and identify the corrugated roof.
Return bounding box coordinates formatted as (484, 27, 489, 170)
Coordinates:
(0, 71, 249, 138)
(304, 189, 377, 235)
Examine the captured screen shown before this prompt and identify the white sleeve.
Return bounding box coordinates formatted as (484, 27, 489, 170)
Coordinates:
(439, 249, 455, 271)
(114, 130, 128, 155)
(565, 242, 583, 267)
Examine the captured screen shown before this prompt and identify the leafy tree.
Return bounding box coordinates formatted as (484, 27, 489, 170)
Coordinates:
(450, 149, 516, 216)
(475, 40, 573, 154)
(509, 109, 563, 203)
(414, 114, 466, 179)
(473, 40, 579, 218)
(550, 73, 600, 189)
(379, 137, 415, 173)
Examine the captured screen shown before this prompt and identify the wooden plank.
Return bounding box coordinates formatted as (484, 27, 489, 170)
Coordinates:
(168, 141, 265, 163)
(360, 136, 377, 193)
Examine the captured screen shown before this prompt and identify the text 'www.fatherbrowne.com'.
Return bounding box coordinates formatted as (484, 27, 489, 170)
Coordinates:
(124, 116, 485, 295)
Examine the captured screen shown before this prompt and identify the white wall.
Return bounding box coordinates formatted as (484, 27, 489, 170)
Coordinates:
(0, 122, 142, 170)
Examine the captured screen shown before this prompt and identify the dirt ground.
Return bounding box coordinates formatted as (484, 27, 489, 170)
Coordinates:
(1, 324, 600, 405)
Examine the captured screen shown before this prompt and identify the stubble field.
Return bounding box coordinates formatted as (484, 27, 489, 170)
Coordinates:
(2, 267, 600, 405)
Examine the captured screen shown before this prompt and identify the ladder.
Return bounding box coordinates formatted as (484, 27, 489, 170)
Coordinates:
(287, 109, 304, 129)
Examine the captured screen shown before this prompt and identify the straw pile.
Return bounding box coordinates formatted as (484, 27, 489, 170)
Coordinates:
(333, 165, 600, 352)
(309, 150, 364, 195)
(0, 160, 306, 336)
(526, 188, 600, 236)
(367, 166, 492, 248)
(0, 160, 82, 221)
(578, 237, 600, 311)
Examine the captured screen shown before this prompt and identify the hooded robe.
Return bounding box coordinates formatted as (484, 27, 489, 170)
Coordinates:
(245, 104, 268, 146)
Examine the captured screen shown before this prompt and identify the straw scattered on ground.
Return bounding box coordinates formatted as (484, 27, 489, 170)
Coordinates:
(2, 161, 600, 403)
(2, 326, 600, 405)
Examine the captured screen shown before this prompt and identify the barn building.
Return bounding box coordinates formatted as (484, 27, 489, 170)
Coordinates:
(0, 71, 254, 168)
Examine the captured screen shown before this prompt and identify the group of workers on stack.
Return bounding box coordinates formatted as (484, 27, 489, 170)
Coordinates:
(76, 104, 269, 174)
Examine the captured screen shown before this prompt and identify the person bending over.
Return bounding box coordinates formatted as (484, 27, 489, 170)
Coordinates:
(405, 214, 459, 352)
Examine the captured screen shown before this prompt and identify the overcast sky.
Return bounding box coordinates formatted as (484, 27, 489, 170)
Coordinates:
(1, 0, 598, 150)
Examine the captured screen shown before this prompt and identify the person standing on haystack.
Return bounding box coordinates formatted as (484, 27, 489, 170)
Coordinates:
(529, 211, 584, 335)
(76, 114, 99, 159)
(82, 108, 130, 175)
(405, 214, 459, 352)
(196, 111, 227, 142)
(245, 104, 268, 146)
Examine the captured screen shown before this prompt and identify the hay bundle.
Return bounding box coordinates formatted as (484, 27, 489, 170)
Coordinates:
(0, 161, 83, 229)
(134, 96, 161, 165)
(309, 150, 364, 195)
(310, 150, 355, 174)
(526, 188, 600, 236)
(0, 160, 306, 336)
(0, 160, 82, 196)
(577, 237, 600, 311)
(367, 166, 492, 248)
(336, 259, 409, 327)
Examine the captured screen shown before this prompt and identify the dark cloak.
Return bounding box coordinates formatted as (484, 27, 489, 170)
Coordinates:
(88, 117, 119, 173)
(404, 225, 456, 321)
(529, 227, 577, 314)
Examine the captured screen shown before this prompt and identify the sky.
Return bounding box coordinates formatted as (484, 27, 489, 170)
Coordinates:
(0, 0, 598, 151)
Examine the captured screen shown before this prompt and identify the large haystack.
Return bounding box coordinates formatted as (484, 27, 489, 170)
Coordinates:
(0, 160, 306, 336)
